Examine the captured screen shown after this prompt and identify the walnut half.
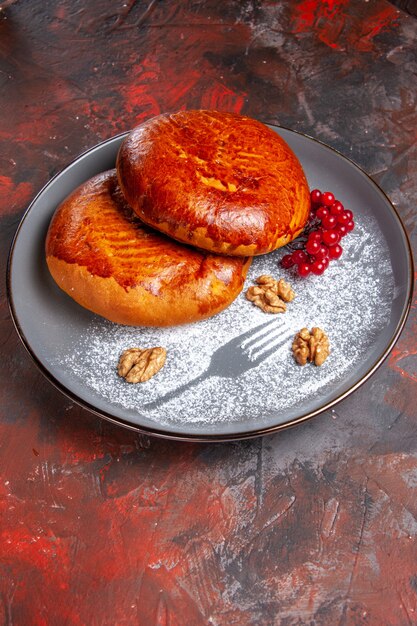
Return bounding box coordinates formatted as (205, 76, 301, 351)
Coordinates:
(292, 327, 329, 366)
(246, 275, 295, 314)
(118, 347, 167, 383)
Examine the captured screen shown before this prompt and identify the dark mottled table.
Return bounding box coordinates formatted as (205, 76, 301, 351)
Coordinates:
(1, 1, 416, 624)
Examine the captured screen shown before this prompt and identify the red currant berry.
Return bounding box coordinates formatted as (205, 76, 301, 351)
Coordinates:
(321, 214, 338, 230)
(316, 206, 329, 221)
(330, 201, 344, 216)
(328, 244, 343, 259)
(336, 224, 348, 237)
(298, 263, 312, 277)
(338, 212, 350, 226)
(315, 244, 330, 260)
(310, 189, 322, 205)
(321, 191, 335, 207)
(311, 260, 326, 275)
(308, 230, 322, 244)
(345, 219, 355, 232)
(321, 257, 330, 269)
(281, 253, 295, 269)
(344, 209, 353, 220)
(305, 239, 321, 256)
(322, 229, 340, 246)
(292, 250, 309, 265)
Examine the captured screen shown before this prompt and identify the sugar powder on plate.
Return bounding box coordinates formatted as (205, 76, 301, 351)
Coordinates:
(59, 213, 394, 426)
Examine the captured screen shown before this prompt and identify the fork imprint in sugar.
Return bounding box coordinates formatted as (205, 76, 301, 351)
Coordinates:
(143, 319, 293, 410)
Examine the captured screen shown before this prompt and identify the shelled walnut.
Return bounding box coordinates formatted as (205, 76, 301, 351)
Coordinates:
(292, 327, 329, 366)
(246, 275, 295, 313)
(118, 347, 167, 383)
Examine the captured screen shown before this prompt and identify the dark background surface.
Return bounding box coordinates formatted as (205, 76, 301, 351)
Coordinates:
(391, 0, 417, 17)
(1, 1, 417, 624)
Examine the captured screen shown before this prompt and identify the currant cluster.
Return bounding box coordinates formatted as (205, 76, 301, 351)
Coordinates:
(281, 189, 355, 276)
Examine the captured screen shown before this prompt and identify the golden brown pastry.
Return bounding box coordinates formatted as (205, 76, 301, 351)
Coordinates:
(45, 170, 251, 326)
(117, 110, 310, 256)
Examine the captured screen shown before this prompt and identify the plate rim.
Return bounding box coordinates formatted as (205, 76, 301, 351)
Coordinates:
(6, 125, 415, 442)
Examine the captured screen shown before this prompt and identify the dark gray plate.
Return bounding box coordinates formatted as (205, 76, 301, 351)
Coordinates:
(7, 127, 413, 441)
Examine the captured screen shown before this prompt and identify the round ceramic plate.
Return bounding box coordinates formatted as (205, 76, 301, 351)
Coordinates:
(7, 127, 413, 441)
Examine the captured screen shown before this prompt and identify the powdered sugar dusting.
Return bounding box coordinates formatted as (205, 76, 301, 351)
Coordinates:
(59, 213, 394, 428)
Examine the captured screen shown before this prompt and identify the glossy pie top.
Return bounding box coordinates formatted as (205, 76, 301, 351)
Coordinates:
(117, 110, 310, 256)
